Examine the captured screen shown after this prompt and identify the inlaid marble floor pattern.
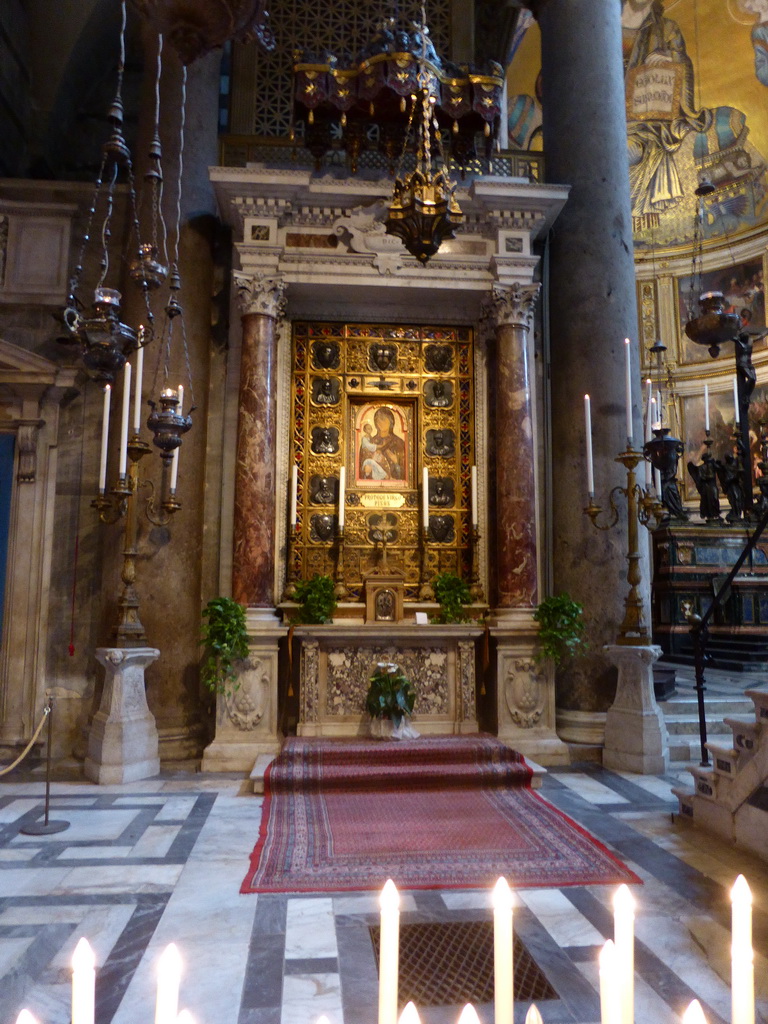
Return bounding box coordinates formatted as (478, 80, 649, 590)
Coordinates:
(0, 763, 766, 1024)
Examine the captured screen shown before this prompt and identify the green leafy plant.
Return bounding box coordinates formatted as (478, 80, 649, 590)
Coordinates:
(533, 593, 587, 666)
(200, 597, 249, 695)
(432, 571, 472, 624)
(293, 574, 337, 624)
(365, 662, 416, 724)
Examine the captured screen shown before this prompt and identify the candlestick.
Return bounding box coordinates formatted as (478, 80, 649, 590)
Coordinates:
(422, 467, 429, 531)
(99, 385, 111, 493)
(119, 361, 132, 478)
(378, 879, 400, 1024)
(133, 336, 144, 432)
(338, 466, 346, 530)
(471, 465, 478, 527)
(155, 944, 182, 1024)
(290, 464, 298, 527)
(493, 877, 514, 1024)
(624, 338, 633, 445)
(599, 941, 620, 1024)
(704, 383, 710, 433)
(731, 874, 754, 1024)
(72, 937, 95, 1024)
(734, 375, 740, 424)
(170, 446, 180, 492)
(682, 1001, 708, 1024)
(613, 885, 634, 1024)
(584, 395, 594, 495)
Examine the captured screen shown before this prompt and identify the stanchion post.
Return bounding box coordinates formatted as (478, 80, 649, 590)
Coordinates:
(20, 696, 70, 836)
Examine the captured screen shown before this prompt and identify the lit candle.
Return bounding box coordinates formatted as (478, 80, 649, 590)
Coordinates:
(731, 875, 754, 1024)
(378, 879, 400, 1024)
(471, 465, 478, 527)
(72, 937, 95, 1024)
(682, 1000, 708, 1024)
(644, 379, 653, 442)
(734, 375, 740, 424)
(493, 877, 514, 1024)
(99, 384, 111, 493)
(176, 1013, 194, 1024)
(118, 361, 132, 478)
(654, 467, 662, 496)
(338, 466, 346, 530)
(398, 1002, 421, 1024)
(422, 467, 429, 531)
(613, 885, 635, 1024)
(15, 1012, 39, 1024)
(170, 446, 180, 493)
(624, 338, 633, 445)
(177, 384, 184, 419)
(290, 464, 298, 527)
(525, 1007, 543, 1024)
(599, 941, 620, 1024)
(155, 943, 183, 1024)
(584, 395, 594, 496)
(132, 331, 144, 433)
(458, 1006, 481, 1024)
(704, 383, 710, 432)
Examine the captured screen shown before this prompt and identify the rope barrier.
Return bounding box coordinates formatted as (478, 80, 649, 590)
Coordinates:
(0, 704, 51, 777)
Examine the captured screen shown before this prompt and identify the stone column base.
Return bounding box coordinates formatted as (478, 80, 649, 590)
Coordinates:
(85, 647, 161, 785)
(201, 623, 285, 773)
(493, 610, 570, 766)
(603, 644, 668, 774)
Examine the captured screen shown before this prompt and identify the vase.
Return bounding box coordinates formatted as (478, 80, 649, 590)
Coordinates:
(369, 717, 395, 739)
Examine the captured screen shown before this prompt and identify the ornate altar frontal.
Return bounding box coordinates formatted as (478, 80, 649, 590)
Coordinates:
(288, 321, 475, 601)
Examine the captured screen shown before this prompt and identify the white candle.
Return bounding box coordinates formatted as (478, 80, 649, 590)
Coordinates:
(378, 880, 400, 1024)
(644, 379, 653, 442)
(177, 384, 184, 419)
(471, 465, 478, 527)
(599, 941, 620, 1024)
(132, 335, 144, 433)
(731, 875, 754, 1024)
(338, 466, 346, 530)
(155, 943, 183, 1024)
(493, 877, 514, 1024)
(613, 885, 635, 1024)
(72, 937, 95, 1024)
(290, 464, 298, 527)
(422, 467, 429, 531)
(624, 338, 633, 445)
(656, 389, 662, 429)
(584, 394, 595, 496)
(734, 375, 740, 424)
(704, 383, 710, 432)
(682, 1001, 708, 1024)
(99, 385, 111, 493)
(119, 361, 131, 478)
(170, 446, 180, 493)
(654, 467, 662, 496)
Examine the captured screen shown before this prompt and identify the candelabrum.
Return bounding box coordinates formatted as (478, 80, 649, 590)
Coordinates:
(93, 433, 182, 645)
(584, 447, 665, 645)
(419, 526, 435, 600)
(469, 526, 484, 602)
(334, 526, 350, 600)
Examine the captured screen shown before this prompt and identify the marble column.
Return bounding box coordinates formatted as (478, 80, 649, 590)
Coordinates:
(484, 283, 540, 612)
(529, 0, 650, 720)
(231, 273, 287, 611)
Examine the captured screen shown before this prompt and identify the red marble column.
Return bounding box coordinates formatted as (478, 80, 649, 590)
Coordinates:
(232, 273, 287, 608)
(486, 283, 540, 609)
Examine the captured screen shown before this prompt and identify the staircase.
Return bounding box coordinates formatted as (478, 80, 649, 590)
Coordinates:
(660, 687, 759, 763)
(673, 689, 768, 861)
(663, 634, 768, 674)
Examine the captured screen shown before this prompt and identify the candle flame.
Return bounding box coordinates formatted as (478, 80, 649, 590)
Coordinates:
(176, 1012, 194, 1024)
(457, 1005, 481, 1024)
(682, 999, 708, 1024)
(15, 1012, 39, 1024)
(599, 938, 616, 973)
(398, 1002, 421, 1024)
(731, 874, 752, 905)
(380, 878, 400, 912)
(525, 1005, 543, 1024)
(613, 883, 635, 915)
(72, 936, 96, 971)
(316, 1016, 332, 1024)
(158, 942, 183, 976)
(492, 876, 514, 911)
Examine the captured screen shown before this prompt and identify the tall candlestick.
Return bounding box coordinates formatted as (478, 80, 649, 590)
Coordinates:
(731, 875, 754, 1024)
(704, 383, 710, 432)
(170, 446, 180, 492)
(155, 943, 182, 1024)
(422, 467, 429, 531)
(338, 466, 346, 530)
(493, 877, 514, 1024)
(599, 941, 620, 1024)
(734, 375, 740, 424)
(378, 880, 400, 1024)
(624, 338, 633, 445)
(584, 395, 595, 496)
(177, 384, 184, 419)
(290, 464, 298, 527)
(132, 335, 144, 432)
(613, 885, 634, 1024)
(72, 937, 95, 1024)
(118, 362, 132, 478)
(99, 385, 111, 493)
(471, 465, 478, 527)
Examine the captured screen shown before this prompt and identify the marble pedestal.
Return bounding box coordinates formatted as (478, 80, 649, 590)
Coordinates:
(85, 647, 161, 784)
(603, 644, 669, 774)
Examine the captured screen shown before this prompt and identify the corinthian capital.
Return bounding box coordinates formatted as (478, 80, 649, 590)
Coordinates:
(482, 283, 541, 332)
(234, 271, 287, 320)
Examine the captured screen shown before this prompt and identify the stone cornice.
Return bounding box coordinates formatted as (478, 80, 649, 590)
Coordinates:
(233, 271, 287, 320)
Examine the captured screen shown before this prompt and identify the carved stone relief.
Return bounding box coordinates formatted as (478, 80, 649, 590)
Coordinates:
(300, 640, 320, 723)
(233, 271, 287, 320)
(225, 657, 269, 730)
(504, 657, 545, 728)
(457, 640, 476, 721)
(324, 646, 449, 717)
(16, 421, 41, 484)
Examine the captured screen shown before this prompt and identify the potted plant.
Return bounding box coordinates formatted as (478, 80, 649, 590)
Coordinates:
(432, 571, 472, 624)
(533, 593, 587, 666)
(365, 661, 418, 739)
(293, 574, 337, 624)
(200, 597, 250, 695)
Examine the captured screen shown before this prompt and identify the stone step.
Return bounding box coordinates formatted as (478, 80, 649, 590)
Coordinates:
(663, 713, 752, 736)
(668, 733, 734, 763)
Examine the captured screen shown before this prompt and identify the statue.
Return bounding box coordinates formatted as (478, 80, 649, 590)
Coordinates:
(715, 454, 745, 522)
(659, 466, 688, 521)
(687, 453, 722, 522)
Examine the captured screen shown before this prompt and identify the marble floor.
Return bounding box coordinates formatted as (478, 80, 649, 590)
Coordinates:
(0, 757, 766, 1024)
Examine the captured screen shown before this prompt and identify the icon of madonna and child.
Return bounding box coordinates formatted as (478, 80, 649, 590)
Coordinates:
(355, 404, 411, 487)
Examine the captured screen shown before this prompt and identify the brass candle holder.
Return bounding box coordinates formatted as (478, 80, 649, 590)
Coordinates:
(334, 525, 350, 600)
(283, 523, 301, 600)
(419, 525, 435, 600)
(469, 525, 484, 602)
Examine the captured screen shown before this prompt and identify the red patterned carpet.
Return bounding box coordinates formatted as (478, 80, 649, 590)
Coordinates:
(241, 735, 640, 893)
